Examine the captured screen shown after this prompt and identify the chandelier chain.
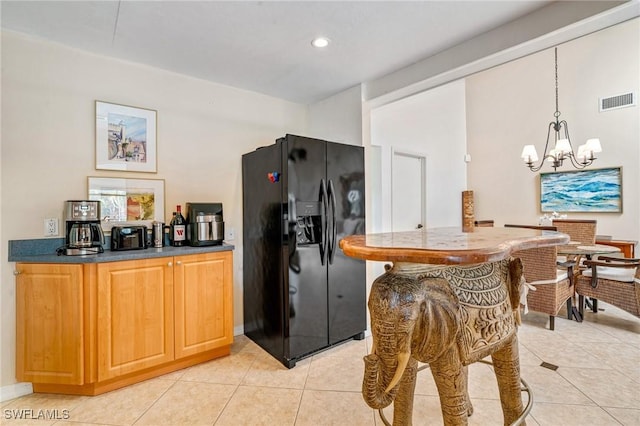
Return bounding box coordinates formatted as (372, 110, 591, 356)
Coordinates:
(554, 47, 560, 118)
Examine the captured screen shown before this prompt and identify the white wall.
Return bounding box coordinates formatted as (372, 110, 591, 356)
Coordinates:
(308, 85, 363, 146)
(0, 31, 308, 390)
(466, 18, 639, 240)
(370, 80, 468, 232)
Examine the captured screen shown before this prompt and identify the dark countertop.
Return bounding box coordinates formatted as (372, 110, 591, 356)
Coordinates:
(8, 237, 234, 264)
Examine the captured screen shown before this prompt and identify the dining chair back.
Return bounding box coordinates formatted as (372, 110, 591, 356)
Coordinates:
(504, 224, 557, 231)
(474, 220, 494, 227)
(552, 219, 597, 268)
(505, 224, 574, 330)
(552, 219, 597, 244)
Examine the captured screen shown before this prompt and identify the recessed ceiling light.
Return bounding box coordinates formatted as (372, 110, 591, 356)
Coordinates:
(311, 37, 330, 48)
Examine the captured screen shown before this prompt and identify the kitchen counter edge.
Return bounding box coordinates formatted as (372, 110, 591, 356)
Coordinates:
(9, 242, 235, 264)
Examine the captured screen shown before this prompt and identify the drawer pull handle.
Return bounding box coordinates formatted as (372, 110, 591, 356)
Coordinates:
(167, 262, 173, 267)
(13, 270, 20, 276)
(176, 261, 182, 265)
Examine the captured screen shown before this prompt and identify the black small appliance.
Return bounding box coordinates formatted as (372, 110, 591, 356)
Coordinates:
(186, 203, 224, 246)
(111, 226, 148, 251)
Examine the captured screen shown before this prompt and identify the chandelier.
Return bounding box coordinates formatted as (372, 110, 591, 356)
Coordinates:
(521, 47, 602, 172)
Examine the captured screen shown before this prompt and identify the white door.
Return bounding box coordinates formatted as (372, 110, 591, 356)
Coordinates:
(392, 151, 426, 232)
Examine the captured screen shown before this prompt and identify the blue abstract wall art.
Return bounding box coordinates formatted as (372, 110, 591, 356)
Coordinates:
(540, 167, 622, 213)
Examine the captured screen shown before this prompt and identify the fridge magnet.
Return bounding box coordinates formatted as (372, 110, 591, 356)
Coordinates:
(95, 101, 157, 173)
(88, 177, 165, 232)
(268, 172, 280, 183)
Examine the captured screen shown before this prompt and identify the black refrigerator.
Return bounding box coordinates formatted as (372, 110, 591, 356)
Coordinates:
(242, 134, 366, 368)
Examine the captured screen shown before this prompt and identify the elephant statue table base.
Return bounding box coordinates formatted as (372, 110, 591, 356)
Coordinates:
(339, 227, 568, 426)
(363, 259, 529, 426)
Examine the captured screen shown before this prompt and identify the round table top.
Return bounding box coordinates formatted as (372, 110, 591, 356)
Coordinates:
(556, 243, 621, 256)
(339, 226, 569, 265)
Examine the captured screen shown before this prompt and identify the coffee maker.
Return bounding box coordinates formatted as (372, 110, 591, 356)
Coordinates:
(63, 200, 105, 255)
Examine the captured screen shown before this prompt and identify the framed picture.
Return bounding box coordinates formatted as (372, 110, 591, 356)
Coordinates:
(95, 101, 157, 173)
(88, 177, 165, 232)
(540, 167, 622, 213)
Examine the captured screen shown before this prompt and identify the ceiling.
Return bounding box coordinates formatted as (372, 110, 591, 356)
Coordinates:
(0, 0, 618, 104)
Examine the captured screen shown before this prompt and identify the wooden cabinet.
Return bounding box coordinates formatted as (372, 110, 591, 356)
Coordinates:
(174, 252, 233, 359)
(15, 250, 233, 395)
(97, 258, 175, 381)
(15, 264, 84, 385)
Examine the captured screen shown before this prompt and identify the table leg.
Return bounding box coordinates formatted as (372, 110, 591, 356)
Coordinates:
(429, 346, 471, 425)
(492, 335, 526, 425)
(584, 297, 598, 313)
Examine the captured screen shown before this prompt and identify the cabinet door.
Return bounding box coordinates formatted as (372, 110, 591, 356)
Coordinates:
(97, 258, 174, 381)
(16, 264, 84, 385)
(174, 251, 233, 358)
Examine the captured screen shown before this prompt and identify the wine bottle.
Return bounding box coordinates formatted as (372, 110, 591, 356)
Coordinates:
(170, 205, 186, 247)
(168, 212, 177, 245)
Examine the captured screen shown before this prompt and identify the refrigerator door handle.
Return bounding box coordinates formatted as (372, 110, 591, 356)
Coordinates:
(319, 178, 328, 265)
(327, 179, 337, 264)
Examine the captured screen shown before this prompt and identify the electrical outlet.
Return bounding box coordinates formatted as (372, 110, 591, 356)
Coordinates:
(226, 227, 235, 241)
(44, 218, 58, 236)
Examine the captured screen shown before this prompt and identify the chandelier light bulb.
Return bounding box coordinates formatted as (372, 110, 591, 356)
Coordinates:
(585, 138, 602, 153)
(555, 139, 572, 154)
(521, 145, 538, 163)
(576, 144, 588, 163)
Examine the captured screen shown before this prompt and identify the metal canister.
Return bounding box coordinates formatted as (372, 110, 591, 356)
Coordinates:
(152, 221, 166, 248)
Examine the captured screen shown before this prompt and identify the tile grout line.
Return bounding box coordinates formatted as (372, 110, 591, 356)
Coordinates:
(130, 379, 180, 425)
(292, 354, 314, 425)
(210, 383, 241, 426)
(212, 346, 260, 425)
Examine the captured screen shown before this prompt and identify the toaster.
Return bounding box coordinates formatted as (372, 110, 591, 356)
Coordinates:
(111, 226, 148, 251)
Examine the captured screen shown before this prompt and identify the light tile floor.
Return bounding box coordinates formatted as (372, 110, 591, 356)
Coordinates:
(2, 302, 639, 425)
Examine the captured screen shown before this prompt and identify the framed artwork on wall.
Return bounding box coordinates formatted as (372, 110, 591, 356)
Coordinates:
(88, 177, 165, 232)
(95, 101, 157, 173)
(540, 167, 622, 213)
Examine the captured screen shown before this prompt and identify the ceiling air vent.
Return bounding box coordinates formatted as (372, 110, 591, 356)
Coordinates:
(599, 92, 636, 112)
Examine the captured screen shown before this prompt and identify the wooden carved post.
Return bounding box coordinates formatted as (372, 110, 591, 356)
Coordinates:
(462, 190, 474, 232)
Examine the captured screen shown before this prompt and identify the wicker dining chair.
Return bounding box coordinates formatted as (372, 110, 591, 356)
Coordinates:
(552, 219, 597, 267)
(505, 225, 575, 330)
(551, 219, 597, 244)
(576, 256, 640, 318)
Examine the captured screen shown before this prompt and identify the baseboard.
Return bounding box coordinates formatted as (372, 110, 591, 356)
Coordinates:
(231, 326, 369, 339)
(0, 382, 33, 402)
(233, 324, 244, 336)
